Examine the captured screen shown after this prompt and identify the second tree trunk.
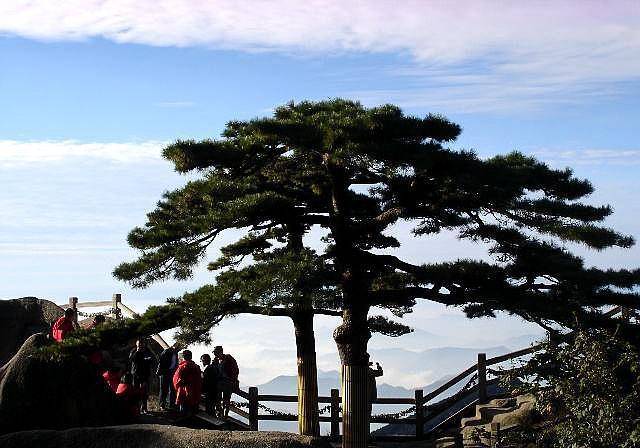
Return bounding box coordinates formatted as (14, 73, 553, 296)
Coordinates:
(293, 310, 320, 436)
(334, 308, 371, 448)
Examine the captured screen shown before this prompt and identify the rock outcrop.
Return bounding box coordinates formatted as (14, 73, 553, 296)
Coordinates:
(0, 297, 63, 367)
(0, 333, 125, 434)
(0, 425, 331, 448)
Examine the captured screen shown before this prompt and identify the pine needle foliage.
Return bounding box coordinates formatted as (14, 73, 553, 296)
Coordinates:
(116, 100, 639, 331)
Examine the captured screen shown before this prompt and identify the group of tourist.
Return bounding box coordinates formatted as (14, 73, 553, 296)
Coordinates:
(156, 344, 240, 417)
(50, 309, 240, 419)
(50, 308, 383, 422)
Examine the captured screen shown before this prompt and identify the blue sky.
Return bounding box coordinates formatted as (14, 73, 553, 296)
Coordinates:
(1, 1, 639, 386)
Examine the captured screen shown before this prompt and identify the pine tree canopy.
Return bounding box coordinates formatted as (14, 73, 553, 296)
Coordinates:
(114, 99, 640, 343)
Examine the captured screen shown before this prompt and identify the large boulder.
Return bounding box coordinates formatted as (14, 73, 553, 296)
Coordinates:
(0, 425, 330, 448)
(0, 297, 64, 366)
(0, 334, 125, 434)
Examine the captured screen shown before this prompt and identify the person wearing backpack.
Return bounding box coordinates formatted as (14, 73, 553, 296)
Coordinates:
(157, 344, 179, 410)
(213, 345, 239, 418)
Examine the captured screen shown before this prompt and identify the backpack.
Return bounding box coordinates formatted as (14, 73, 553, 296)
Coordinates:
(222, 354, 239, 381)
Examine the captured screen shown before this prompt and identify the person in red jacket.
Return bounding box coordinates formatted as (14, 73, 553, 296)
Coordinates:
(51, 308, 76, 342)
(116, 373, 141, 419)
(213, 345, 239, 417)
(103, 366, 122, 393)
(173, 350, 202, 416)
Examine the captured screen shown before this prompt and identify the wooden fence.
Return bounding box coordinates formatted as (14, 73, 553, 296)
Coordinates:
(225, 305, 627, 438)
(59, 294, 170, 349)
(224, 348, 532, 437)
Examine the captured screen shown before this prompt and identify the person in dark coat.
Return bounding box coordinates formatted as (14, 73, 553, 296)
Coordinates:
(368, 360, 383, 420)
(128, 338, 154, 414)
(213, 345, 239, 418)
(157, 344, 179, 410)
(200, 353, 220, 416)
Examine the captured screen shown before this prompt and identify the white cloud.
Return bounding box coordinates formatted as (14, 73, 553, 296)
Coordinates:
(531, 148, 640, 166)
(0, 1, 638, 111)
(349, 70, 627, 113)
(0, 140, 164, 167)
(0, 1, 635, 63)
(0, 242, 125, 256)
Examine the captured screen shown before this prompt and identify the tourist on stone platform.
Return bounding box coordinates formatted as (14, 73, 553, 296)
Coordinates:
(128, 338, 154, 414)
(51, 308, 75, 342)
(116, 372, 142, 419)
(213, 345, 239, 418)
(173, 349, 202, 416)
(157, 343, 179, 410)
(103, 366, 122, 393)
(201, 353, 221, 416)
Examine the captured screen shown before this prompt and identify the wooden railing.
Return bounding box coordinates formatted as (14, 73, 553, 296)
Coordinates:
(222, 345, 532, 438)
(58, 293, 170, 349)
(224, 306, 627, 438)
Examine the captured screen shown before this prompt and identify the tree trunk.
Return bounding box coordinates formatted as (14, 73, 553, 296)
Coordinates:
(293, 310, 320, 436)
(325, 158, 371, 448)
(334, 308, 371, 448)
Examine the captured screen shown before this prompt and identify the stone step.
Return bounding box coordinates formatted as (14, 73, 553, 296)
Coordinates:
(460, 405, 516, 427)
(459, 396, 517, 427)
(457, 394, 536, 447)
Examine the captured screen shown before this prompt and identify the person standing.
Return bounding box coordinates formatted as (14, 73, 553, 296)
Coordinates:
(103, 366, 122, 393)
(129, 339, 154, 414)
(200, 353, 220, 416)
(157, 344, 179, 410)
(51, 308, 76, 342)
(368, 360, 383, 421)
(116, 372, 142, 419)
(212, 355, 224, 416)
(213, 345, 239, 418)
(173, 349, 202, 416)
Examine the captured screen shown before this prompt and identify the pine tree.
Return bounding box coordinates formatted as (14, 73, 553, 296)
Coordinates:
(114, 129, 410, 435)
(117, 99, 639, 447)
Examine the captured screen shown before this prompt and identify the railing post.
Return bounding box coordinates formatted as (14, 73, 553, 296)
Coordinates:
(112, 293, 122, 319)
(490, 422, 500, 447)
(477, 353, 487, 404)
(414, 389, 424, 440)
(330, 388, 340, 438)
(248, 386, 259, 431)
(68, 296, 78, 325)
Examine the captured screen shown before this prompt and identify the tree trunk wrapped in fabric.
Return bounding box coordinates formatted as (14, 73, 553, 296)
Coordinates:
(293, 309, 320, 435)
